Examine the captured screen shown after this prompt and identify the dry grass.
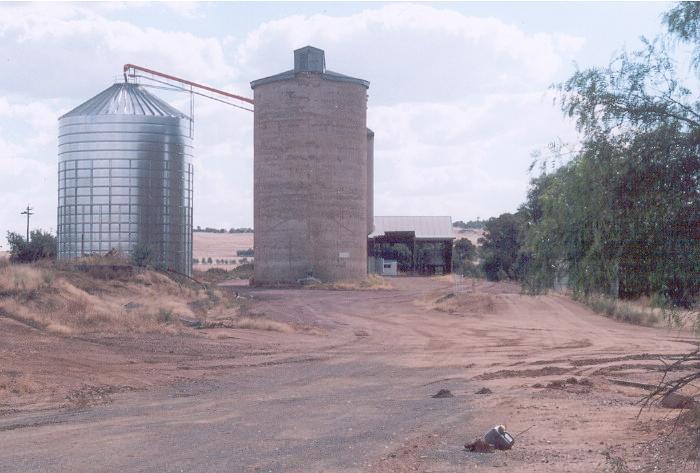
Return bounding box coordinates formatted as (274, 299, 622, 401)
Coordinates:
(417, 290, 495, 315)
(193, 232, 254, 269)
(308, 274, 392, 291)
(199, 295, 321, 335)
(0, 370, 42, 397)
(229, 317, 296, 333)
(0, 262, 226, 335)
(0, 264, 47, 294)
(193, 263, 254, 284)
(576, 294, 659, 326)
(0, 260, 321, 338)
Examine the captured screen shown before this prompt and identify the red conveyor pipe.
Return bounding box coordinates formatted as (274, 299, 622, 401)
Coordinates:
(123, 63, 255, 105)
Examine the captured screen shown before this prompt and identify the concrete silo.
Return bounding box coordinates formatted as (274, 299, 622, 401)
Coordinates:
(251, 46, 370, 284)
(367, 128, 374, 236)
(57, 82, 193, 275)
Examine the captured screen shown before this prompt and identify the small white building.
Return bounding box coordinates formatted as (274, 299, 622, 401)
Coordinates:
(379, 259, 398, 276)
(368, 257, 398, 276)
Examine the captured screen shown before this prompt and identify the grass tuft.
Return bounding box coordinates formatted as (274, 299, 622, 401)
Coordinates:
(230, 317, 296, 333)
(576, 293, 658, 326)
(308, 275, 392, 291)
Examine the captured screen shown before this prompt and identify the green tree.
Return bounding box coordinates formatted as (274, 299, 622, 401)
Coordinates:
(478, 213, 528, 281)
(131, 243, 155, 268)
(664, 2, 700, 66)
(6, 230, 56, 263)
(521, 10, 700, 305)
(453, 238, 480, 276)
(379, 243, 412, 272)
(453, 219, 484, 230)
(454, 238, 477, 262)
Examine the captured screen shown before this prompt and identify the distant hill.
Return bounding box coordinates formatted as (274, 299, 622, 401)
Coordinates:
(452, 220, 485, 230)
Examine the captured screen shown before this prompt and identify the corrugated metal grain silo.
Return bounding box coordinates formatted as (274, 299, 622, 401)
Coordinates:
(251, 46, 369, 284)
(57, 82, 193, 275)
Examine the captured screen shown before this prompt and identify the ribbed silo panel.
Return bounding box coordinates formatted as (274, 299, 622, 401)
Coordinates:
(57, 83, 193, 275)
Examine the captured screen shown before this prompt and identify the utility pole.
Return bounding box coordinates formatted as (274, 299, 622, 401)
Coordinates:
(20, 205, 33, 242)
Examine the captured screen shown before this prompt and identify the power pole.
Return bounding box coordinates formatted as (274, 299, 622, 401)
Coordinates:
(20, 205, 33, 242)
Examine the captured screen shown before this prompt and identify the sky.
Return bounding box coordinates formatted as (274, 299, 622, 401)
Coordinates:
(0, 1, 674, 248)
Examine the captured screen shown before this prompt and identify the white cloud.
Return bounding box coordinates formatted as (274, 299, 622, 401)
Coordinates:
(234, 4, 583, 219)
(0, 3, 236, 99)
(163, 2, 203, 19)
(235, 4, 585, 103)
(368, 91, 578, 219)
(0, 3, 584, 248)
(0, 98, 57, 247)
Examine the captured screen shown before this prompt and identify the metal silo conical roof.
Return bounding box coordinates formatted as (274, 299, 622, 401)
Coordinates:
(60, 82, 188, 119)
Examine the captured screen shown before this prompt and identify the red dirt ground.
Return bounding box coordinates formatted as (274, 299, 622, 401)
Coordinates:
(0, 277, 696, 472)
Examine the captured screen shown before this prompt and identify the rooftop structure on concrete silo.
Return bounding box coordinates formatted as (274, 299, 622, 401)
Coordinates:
(251, 46, 372, 285)
(250, 46, 370, 89)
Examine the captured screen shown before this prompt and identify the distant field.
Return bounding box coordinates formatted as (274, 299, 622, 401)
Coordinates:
(193, 230, 480, 271)
(0, 231, 478, 270)
(452, 228, 483, 246)
(193, 232, 254, 269)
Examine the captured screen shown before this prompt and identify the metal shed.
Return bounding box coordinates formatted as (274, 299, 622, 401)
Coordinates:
(368, 216, 455, 275)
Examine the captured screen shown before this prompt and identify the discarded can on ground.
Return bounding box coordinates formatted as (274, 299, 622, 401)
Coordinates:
(484, 425, 514, 450)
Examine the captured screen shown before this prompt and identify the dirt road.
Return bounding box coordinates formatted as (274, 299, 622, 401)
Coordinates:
(0, 278, 695, 472)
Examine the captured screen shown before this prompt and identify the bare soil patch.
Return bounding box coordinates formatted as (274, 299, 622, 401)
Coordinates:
(0, 276, 696, 472)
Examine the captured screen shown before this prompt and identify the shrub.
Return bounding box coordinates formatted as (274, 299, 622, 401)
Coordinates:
(157, 308, 173, 324)
(7, 230, 56, 263)
(231, 262, 254, 279)
(131, 243, 155, 268)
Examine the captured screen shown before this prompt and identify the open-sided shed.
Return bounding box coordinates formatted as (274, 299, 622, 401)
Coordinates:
(368, 216, 455, 275)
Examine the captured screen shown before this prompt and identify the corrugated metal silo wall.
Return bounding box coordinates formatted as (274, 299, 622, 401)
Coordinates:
(253, 73, 368, 283)
(57, 109, 193, 275)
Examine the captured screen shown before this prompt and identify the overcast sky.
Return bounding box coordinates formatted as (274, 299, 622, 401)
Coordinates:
(0, 1, 672, 248)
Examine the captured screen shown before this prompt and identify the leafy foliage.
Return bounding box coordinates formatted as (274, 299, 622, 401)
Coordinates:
(664, 2, 700, 67)
(130, 243, 155, 268)
(453, 220, 485, 230)
(453, 238, 481, 276)
(379, 243, 413, 272)
(6, 230, 56, 263)
(478, 213, 529, 282)
(414, 242, 447, 274)
(519, 7, 700, 306)
(454, 238, 477, 263)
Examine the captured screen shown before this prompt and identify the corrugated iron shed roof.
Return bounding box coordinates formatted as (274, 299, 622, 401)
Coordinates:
(369, 216, 455, 240)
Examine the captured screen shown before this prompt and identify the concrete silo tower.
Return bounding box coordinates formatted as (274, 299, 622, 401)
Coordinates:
(251, 46, 370, 284)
